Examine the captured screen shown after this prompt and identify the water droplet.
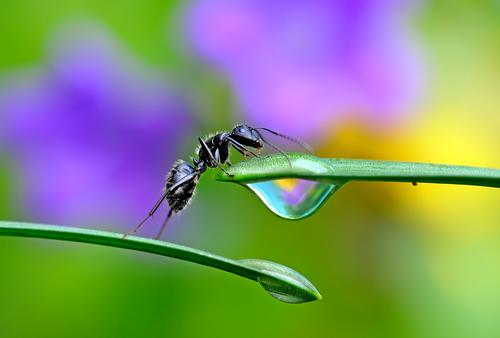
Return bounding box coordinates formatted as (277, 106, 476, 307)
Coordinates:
(239, 259, 321, 304)
(245, 178, 346, 220)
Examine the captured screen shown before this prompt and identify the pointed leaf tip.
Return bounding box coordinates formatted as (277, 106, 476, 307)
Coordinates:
(239, 259, 322, 304)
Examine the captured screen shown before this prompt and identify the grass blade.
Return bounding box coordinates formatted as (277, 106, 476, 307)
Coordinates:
(0, 221, 321, 304)
(218, 153, 500, 188)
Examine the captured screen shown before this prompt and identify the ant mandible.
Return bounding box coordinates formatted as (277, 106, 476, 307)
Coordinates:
(124, 124, 311, 239)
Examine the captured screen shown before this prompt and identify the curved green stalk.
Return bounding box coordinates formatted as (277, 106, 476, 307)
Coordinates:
(0, 221, 321, 304)
(218, 153, 500, 188)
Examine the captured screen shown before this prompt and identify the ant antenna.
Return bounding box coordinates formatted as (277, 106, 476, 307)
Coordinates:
(123, 192, 168, 238)
(253, 127, 313, 153)
(256, 131, 292, 167)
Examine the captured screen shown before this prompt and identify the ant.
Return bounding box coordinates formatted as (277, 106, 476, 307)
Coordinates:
(124, 124, 311, 239)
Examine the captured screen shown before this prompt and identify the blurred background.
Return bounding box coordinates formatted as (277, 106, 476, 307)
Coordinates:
(0, 0, 499, 337)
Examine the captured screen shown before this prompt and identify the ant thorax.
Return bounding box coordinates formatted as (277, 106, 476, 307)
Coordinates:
(198, 132, 231, 168)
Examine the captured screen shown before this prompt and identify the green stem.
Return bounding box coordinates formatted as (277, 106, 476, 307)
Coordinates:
(218, 153, 500, 188)
(0, 221, 321, 304)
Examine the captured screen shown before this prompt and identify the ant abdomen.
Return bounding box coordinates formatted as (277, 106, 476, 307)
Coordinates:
(165, 160, 200, 213)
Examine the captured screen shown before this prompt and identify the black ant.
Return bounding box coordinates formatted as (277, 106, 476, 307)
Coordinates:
(124, 124, 311, 239)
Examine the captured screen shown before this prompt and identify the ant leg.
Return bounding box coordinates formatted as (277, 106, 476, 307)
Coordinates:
(218, 165, 233, 177)
(227, 140, 245, 157)
(123, 192, 168, 238)
(155, 209, 174, 240)
(123, 214, 149, 239)
(229, 141, 249, 159)
(198, 138, 233, 176)
(227, 137, 260, 157)
(124, 172, 198, 239)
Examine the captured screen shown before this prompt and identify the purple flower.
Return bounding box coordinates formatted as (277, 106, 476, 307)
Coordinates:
(0, 22, 193, 227)
(185, 0, 424, 138)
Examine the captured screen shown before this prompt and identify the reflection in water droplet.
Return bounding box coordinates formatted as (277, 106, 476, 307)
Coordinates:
(245, 178, 346, 220)
(239, 259, 321, 304)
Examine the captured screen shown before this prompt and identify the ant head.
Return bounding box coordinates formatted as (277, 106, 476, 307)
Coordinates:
(231, 124, 263, 149)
